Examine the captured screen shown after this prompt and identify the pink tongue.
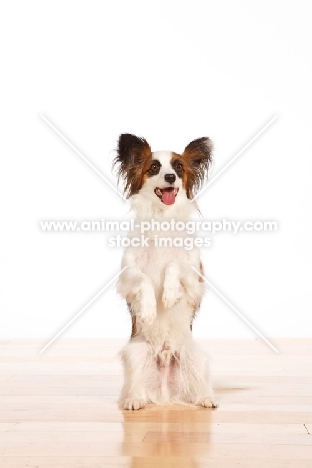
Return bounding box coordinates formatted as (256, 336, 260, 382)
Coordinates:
(162, 189, 175, 205)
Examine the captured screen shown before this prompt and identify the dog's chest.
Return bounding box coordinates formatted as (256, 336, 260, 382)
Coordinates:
(135, 244, 189, 277)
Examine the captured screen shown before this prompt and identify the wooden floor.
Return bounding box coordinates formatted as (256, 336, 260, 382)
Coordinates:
(0, 339, 312, 467)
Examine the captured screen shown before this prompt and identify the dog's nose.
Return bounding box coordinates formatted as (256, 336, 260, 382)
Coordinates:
(164, 173, 176, 184)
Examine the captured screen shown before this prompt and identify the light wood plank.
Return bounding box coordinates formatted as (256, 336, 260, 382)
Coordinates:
(143, 430, 312, 444)
(1, 407, 312, 424)
(0, 423, 15, 432)
(0, 362, 122, 375)
(1, 457, 312, 468)
(2, 421, 308, 435)
(4, 421, 308, 434)
(1, 395, 311, 414)
(1, 432, 312, 457)
(214, 375, 312, 384)
(1, 429, 310, 446)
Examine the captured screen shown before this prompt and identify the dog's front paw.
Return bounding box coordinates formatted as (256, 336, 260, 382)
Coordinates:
(162, 284, 182, 309)
(197, 397, 218, 409)
(124, 398, 146, 410)
(140, 298, 157, 325)
(139, 282, 157, 325)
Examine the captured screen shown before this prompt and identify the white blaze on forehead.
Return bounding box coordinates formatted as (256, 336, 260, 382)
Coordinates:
(152, 151, 173, 170)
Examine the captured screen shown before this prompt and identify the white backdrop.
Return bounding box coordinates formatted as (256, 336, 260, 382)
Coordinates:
(0, 0, 311, 341)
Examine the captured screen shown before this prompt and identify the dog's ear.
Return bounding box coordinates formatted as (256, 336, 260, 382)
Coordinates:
(182, 137, 213, 198)
(114, 133, 152, 197)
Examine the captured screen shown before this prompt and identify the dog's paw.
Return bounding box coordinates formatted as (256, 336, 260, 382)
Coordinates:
(197, 397, 218, 409)
(124, 398, 146, 410)
(139, 282, 157, 325)
(140, 304, 157, 325)
(162, 285, 182, 309)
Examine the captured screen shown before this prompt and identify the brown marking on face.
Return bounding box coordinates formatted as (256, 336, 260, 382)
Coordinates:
(140, 157, 160, 188)
(171, 152, 188, 190)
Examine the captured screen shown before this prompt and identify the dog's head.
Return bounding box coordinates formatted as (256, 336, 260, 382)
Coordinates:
(114, 134, 213, 209)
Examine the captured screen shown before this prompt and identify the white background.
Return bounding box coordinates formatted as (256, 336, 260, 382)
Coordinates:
(0, 0, 311, 342)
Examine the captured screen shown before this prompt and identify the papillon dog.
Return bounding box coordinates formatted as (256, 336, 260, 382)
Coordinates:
(114, 134, 217, 410)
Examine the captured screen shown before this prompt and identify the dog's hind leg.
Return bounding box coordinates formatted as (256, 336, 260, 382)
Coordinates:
(173, 341, 217, 408)
(120, 339, 155, 410)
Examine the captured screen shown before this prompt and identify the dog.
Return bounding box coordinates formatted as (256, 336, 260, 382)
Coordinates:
(114, 133, 217, 410)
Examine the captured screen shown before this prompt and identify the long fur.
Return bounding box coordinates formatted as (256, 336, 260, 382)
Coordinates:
(115, 134, 217, 410)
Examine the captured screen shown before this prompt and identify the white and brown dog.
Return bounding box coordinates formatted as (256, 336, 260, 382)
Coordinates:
(114, 134, 217, 410)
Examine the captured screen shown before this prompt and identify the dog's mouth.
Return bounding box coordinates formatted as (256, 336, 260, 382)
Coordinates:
(154, 187, 179, 205)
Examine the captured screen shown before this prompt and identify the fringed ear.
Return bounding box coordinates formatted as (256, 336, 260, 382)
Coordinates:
(182, 137, 213, 198)
(114, 133, 151, 197)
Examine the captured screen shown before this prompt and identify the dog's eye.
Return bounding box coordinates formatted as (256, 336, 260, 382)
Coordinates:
(175, 163, 183, 171)
(150, 163, 159, 171)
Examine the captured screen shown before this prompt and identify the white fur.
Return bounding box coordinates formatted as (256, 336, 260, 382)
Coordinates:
(117, 150, 216, 409)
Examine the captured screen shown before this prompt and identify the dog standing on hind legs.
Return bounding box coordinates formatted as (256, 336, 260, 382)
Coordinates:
(114, 133, 217, 410)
